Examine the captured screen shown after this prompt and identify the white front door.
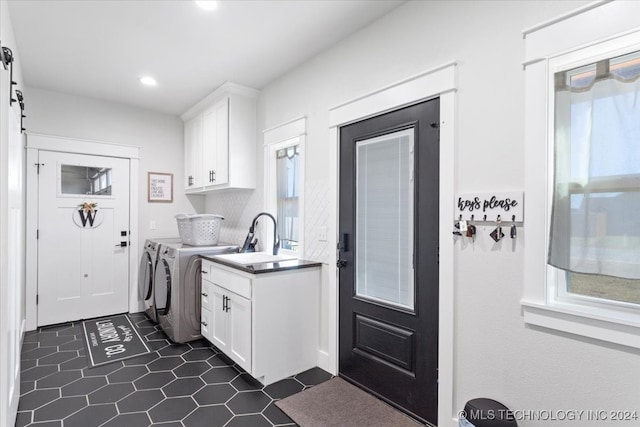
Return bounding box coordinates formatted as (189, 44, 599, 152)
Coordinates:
(37, 151, 130, 326)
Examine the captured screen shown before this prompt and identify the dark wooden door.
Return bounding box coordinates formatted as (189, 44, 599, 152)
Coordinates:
(338, 98, 440, 425)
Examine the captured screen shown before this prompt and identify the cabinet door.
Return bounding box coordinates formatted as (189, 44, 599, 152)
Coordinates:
(184, 114, 203, 189)
(202, 97, 229, 186)
(210, 284, 229, 352)
(228, 293, 251, 373)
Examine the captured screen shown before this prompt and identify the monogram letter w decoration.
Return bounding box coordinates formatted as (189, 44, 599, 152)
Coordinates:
(73, 201, 104, 228)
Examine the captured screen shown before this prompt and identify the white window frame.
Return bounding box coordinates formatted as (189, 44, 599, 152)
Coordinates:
(522, 1, 640, 349)
(263, 116, 306, 257)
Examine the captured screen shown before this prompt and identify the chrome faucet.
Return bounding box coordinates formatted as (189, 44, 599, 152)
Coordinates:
(240, 212, 280, 255)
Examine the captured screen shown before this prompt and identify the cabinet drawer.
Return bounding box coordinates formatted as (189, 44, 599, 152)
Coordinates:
(201, 279, 211, 311)
(201, 308, 211, 340)
(210, 266, 251, 299)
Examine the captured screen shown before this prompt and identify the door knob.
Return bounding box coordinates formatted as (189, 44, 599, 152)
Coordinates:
(337, 259, 347, 268)
(116, 241, 128, 247)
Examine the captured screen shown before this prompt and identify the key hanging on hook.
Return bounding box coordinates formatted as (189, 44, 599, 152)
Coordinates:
(466, 224, 476, 241)
(490, 215, 504, 242)
(459, 214, 468, 234)
(453, 220, 462, 236)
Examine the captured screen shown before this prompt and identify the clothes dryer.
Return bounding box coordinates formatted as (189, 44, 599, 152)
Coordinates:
(138, 238, 181, 323)
(154, 242, 238, 343)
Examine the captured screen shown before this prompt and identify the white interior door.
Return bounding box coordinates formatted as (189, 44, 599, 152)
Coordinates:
(37, 151, 130, 326)
(0, 102, 24, 427)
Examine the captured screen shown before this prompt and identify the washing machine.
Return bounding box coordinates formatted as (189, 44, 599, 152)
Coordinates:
(154, 242, 238, 343)
(138, 238, 182, 323)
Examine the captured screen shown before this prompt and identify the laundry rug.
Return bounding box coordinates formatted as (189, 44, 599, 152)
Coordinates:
(276, 377, 424, 427)
(82, 313, 151, 368)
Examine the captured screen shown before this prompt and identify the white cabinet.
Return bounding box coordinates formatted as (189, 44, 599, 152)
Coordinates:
(184, 114, 203, 189)
(182, 83, 258, 193)
(202, 97, 229, 187)
(200, 259, 320, 385)
(207, 281, 251, 372)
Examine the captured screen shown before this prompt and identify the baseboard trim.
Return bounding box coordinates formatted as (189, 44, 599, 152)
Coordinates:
(316, 349, 336, 375)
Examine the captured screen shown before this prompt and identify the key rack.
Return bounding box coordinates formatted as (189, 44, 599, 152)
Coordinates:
(453, 192, 524, 241)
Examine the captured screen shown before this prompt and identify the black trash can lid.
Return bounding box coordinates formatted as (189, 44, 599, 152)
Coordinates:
(463, 398, 518, 427)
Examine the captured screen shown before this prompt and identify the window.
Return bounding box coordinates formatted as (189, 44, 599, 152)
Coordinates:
(276, 144, 300, 251)
(61, 165, 112, 196)
(355, 129, 415, 310)
(522, 1, 640, 349)
(549, 50, 640, 306)
(264, 117, 306, 256)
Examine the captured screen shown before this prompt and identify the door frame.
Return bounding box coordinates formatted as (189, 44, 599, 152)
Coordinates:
(25, 133, 140, 331)
(327, 62, 457, 426)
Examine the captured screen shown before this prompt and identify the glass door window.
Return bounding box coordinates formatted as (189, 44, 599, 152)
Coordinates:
(355, 129, 415, 311)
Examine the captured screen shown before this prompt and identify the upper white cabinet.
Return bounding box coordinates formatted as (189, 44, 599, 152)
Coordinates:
(181, 83, 258, 193)
(202, 97, 229, 187)
(184, 114, 203, 189)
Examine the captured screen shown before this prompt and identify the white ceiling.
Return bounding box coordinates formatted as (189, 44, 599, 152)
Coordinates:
(7, 0, 404, 116)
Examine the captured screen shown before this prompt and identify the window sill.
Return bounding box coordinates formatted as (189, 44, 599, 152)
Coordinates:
(521, 299, 640, 350)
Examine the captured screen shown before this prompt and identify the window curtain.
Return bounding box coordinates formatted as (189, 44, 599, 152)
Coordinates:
(548, 56, 640, 279)
(276, 145, 299, 246)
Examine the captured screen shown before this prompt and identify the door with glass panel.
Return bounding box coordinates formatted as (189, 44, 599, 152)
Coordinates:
(338, 98, 439, 425)
(37, 151, 130, 326)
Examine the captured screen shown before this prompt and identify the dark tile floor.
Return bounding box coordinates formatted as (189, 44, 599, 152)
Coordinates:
(16, 312, 332, 427)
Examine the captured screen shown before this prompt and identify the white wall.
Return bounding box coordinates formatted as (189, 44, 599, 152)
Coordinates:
(209, 1, 640, 425)
(25, 87, 205, 250)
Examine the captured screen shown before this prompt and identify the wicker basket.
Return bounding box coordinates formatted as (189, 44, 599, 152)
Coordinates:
(175, 213, 224, 246)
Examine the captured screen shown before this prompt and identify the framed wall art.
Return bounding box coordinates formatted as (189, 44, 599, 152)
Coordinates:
(148, 172, 173, 203)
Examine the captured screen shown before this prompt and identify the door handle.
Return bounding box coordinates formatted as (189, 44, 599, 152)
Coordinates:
(201, 292, 208, 297)
(337, 234, 349, 268)
(116, 241, 128, 247)
(201, 321, 208, 327)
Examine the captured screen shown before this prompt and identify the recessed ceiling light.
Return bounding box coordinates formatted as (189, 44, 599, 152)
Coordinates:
(140, 76, 157, 87)
(195, 1, 218, 11)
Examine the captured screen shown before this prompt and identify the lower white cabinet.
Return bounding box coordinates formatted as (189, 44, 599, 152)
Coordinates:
(209, 282, 251, 372)
(200, 259, 320, 385)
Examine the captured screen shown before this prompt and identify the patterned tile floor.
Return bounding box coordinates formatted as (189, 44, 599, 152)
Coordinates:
(16, 312, 332, 427)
